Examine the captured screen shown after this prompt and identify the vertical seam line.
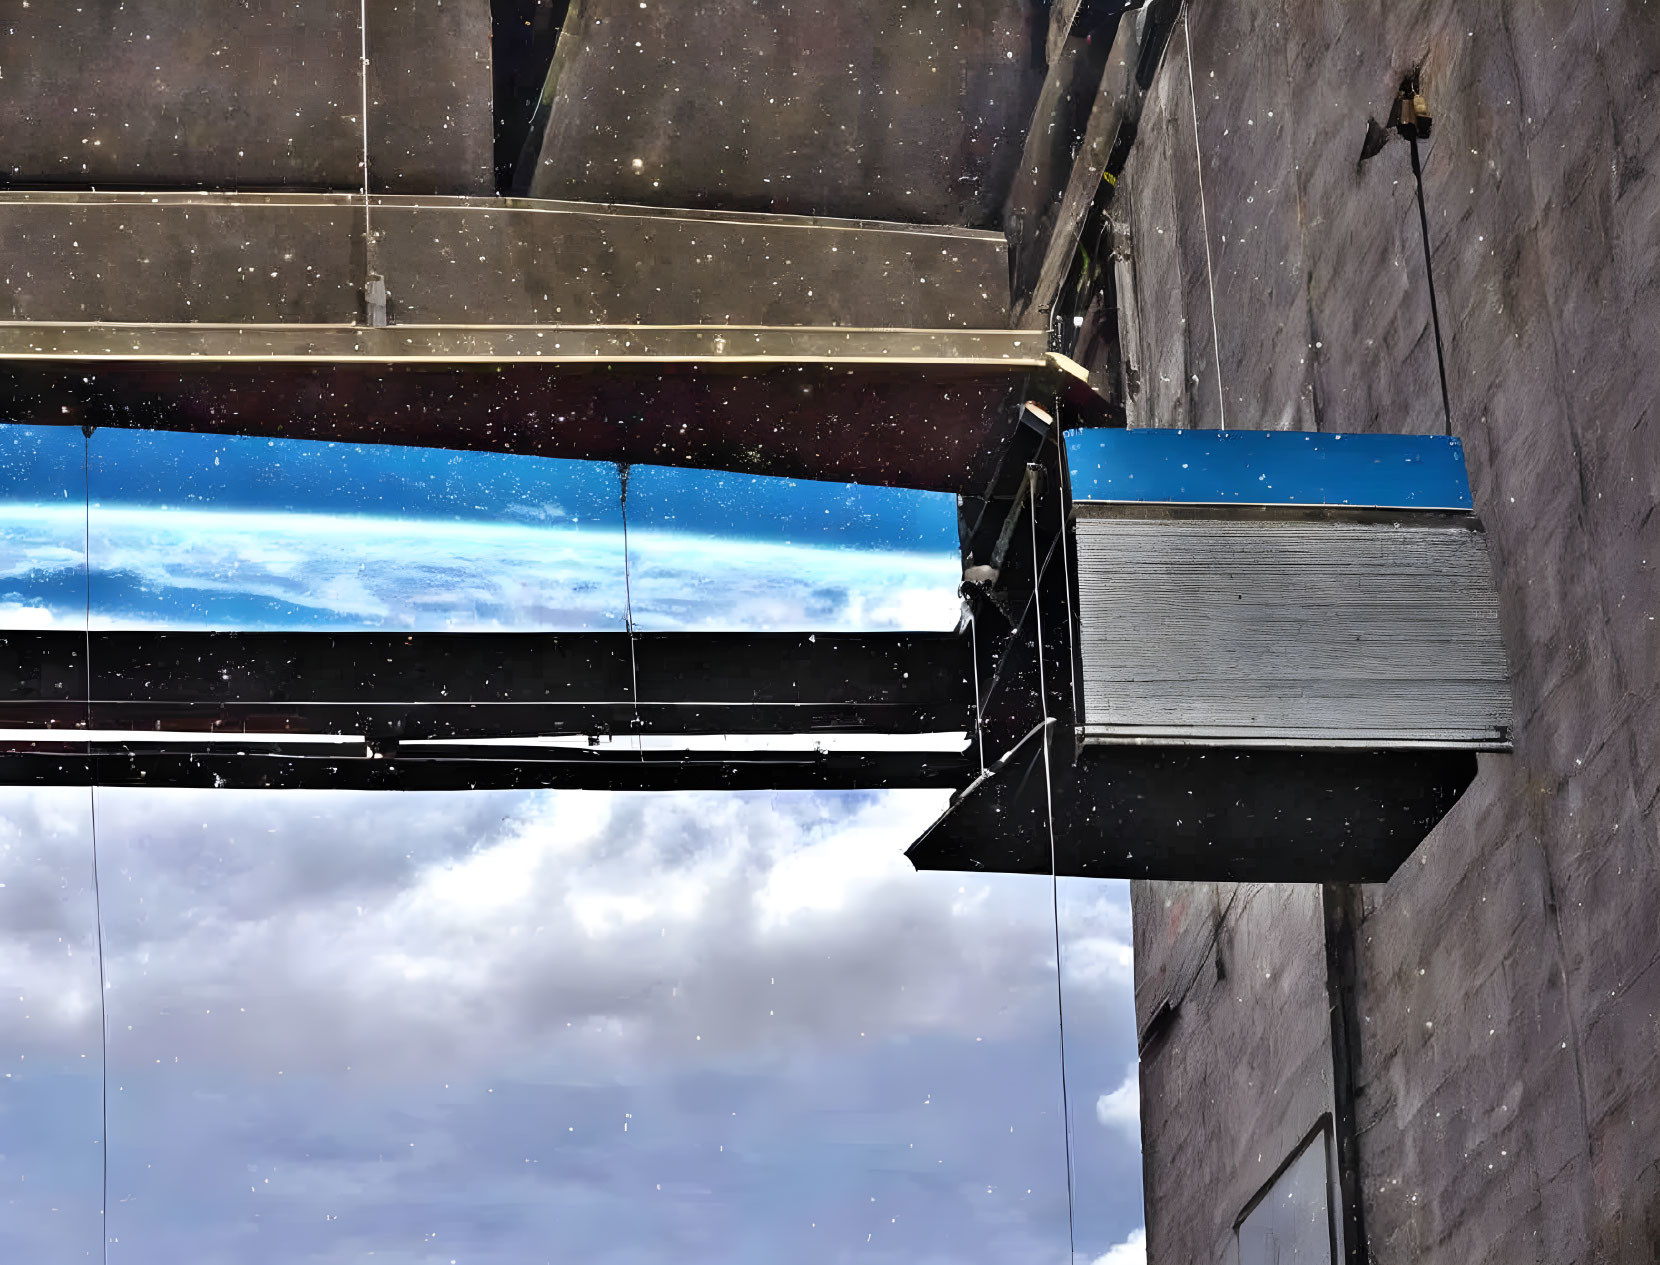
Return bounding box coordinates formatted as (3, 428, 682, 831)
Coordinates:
(359, 0, 376, 289)
(618, 464, 642, 757)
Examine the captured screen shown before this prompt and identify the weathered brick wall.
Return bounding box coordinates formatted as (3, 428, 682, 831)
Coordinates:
(1132, 881, 1337, 1262)
(1126, 0, 1659, 1260)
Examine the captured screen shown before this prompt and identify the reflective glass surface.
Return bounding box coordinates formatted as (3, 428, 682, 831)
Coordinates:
(1237, 1130, 1334, 1265)
(86, 430, 626, 631)
(0, 426, 87, 629)
(624, 466, 961, 632)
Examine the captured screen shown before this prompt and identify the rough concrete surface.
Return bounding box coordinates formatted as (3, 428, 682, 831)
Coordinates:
(528, 0, 1047, 228)
(1133, 881, 1338, 1263)
(0, 0, 493, 194)
(1127, 0, 1659, 1261)
(0, 193, 1009, 328)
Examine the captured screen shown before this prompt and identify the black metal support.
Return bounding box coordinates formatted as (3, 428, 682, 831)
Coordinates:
(0, 630, 969, 725)
(1323, 883, 1373, 1265)
(908, 743, 1479, 882)
(0, 746, 973, 793)
(0, 630, 975, 790)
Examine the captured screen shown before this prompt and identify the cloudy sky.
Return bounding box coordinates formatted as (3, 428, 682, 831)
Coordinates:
(0, 424, 1143, 1263)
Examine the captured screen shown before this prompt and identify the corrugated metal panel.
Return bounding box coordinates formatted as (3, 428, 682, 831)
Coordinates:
(1073, 514, 1511, 747)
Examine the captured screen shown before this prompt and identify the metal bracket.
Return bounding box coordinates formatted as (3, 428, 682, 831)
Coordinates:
(364, 273, 389, 327)
(965, 457, 1045, 586)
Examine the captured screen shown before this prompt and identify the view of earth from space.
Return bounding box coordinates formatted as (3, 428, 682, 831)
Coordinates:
(0, 502, 964, 634)
(0, 423, 1144, 1264)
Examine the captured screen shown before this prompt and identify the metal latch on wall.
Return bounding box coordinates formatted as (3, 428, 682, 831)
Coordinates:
(1394, 69, 1432, 140)
(1359, 69, 1432, 161)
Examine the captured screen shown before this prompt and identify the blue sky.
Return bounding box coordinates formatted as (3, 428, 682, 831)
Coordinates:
(0, 423, 1143, 1264)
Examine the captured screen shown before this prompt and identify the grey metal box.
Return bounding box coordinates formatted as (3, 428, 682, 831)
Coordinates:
(1072, 504, 1511, 748)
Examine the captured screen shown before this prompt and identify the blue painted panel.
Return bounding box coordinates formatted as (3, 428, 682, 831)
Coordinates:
(1064, 429, 1473, 510)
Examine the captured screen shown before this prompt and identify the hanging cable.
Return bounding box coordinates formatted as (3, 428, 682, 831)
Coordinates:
(1028, 464, 1078, 1264)
(1181, 3, 1226, 430)
(358, 0, 372, 232)
(1049, 412, 1081, 730)
(1408, 131, 1453, 436)
(1358, 75, 1450, 436)
(975, 528, 1066, 720)
(976, 509, 1063, 690)
(358, 0, 386, 326)
(617, 463, 643, 756)
(82, 429, 109, 1265)
(967, 603, 987, 776)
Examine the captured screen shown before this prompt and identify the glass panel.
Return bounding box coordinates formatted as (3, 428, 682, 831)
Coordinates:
(624, 466, 961, 631)
(86, 430, 626, 631)
(0, 788, 104, 1263)
(1237, 1129, 1334, 1265)
(96, 786, 1074, 1262)
(0, 425, 87, 630)
(1058, 875, 1146, 1264)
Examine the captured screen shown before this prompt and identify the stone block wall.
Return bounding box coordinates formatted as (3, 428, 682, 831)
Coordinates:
(1126, 1, 1660, 1260)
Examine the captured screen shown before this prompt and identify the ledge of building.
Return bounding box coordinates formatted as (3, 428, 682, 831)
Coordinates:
(0, 191, 1011, 330)
(0, 322, 1044, 366)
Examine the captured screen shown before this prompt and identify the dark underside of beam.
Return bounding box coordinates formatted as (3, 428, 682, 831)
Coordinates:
(906, 737, 1480, 883)
(0, 748, 972, 793)
(0, 630, 973, 740)
(0, 630, 974, 791)
(2, 359, 1033, 495)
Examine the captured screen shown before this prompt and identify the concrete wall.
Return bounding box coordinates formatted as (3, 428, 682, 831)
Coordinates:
(1134, 881, 1340, 1262)
(0, 193, 1008, 328)
(1127, 0, 1660, 1260)
(528, 0, 1047, 228)
(1, 0, 493, 194)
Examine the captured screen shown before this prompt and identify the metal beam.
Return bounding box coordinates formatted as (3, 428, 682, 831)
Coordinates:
(0, 631, 973, 741)
(1, 360, 1043, 494)
(1011, 0, 1181, 326)
(0, 324, 1042, 367)
(0, 191, 1011, 330)
(0, 747, 974, 792)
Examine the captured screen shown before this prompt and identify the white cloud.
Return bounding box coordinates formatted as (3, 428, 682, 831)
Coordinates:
(1093, 1226, 1147, 1265)
(1060, 881, 1135, 993)
(1095, 1063, 1141, 1140)
(0, 479, 1145, 1262)
(0, 791, 105, 1051)
(8, 787, 1065, 1081)
(0, 601, 59, 628)
(0, 784, 1150, 1263)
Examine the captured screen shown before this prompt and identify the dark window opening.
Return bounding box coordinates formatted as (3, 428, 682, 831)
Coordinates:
(491, 0, 572, 194)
